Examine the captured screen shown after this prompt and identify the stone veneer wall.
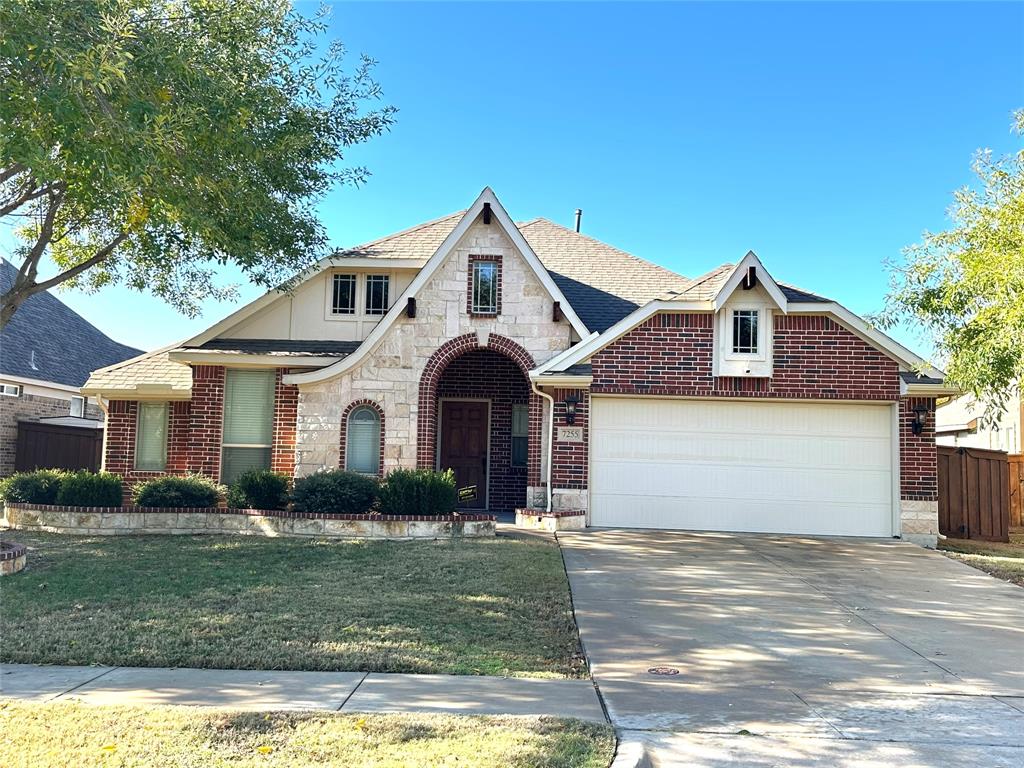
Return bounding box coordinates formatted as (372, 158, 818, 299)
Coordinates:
(3, 503, 495, 539)
(0, 391, 102, 475)
(294, 217, 573, 478)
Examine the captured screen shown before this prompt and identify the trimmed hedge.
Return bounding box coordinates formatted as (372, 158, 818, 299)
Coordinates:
(0, 469, 67, 504)
(132, 474, 222, 508)
(291, 470, 379, 515)
(226, 469, 290, 510)
(55, 471, 123, 507)
(378, 469, 458, 517)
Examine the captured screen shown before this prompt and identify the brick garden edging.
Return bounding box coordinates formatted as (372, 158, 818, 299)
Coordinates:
(0, 540, 28, 575)
(515, 508, 586, 532)
(2, 503, 496, 539)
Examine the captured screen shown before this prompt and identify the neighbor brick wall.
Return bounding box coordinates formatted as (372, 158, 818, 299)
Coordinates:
(0, 391, 101, 475)
(900, 396, 938, 501)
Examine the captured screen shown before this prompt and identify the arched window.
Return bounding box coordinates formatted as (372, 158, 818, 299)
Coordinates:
(346, 405, 381, 475)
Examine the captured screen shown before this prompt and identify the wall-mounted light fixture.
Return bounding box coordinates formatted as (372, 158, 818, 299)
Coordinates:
(563, 394, 580, 425)
(911, 403, 929, 436)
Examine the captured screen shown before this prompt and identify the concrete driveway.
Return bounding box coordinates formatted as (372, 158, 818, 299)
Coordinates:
(560, 530, 1024, 767)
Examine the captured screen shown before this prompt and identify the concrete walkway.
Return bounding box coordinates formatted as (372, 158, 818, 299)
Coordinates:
(561, 530, 1024, 767)
(0, 663, 606, 722)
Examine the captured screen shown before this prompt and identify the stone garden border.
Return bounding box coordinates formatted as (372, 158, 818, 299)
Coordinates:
(0, 540, 28, 575)
(2, 503, 495, 539)
(515, 508, 586, 532)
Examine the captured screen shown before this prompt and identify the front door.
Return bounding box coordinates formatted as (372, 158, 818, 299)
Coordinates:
(439, 400, 488, 509)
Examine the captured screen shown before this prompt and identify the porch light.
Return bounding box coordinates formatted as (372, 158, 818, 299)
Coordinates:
(563, 394, 580, 425)
(910, 403, 929, 436)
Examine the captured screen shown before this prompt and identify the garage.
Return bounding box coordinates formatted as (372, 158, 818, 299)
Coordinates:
(589, 397, 895, 536)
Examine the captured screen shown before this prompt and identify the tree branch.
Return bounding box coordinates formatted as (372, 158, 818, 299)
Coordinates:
(0, 163, 27, 185)
(31, 231, 129, 295)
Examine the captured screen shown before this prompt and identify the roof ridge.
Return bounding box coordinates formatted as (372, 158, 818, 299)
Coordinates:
(687, 262, 734, 289)
(88, 340, 184, 377)
(521, 217, 691, 284)
(337, 210, 466, 254)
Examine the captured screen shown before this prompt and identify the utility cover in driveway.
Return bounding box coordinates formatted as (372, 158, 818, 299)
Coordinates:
(590, 398, 893, 536)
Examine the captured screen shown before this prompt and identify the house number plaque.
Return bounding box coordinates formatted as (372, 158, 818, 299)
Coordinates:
(556, 426, 584, 443)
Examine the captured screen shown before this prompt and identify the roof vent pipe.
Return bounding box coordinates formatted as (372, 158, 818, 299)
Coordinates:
(574, 208, 582, 233)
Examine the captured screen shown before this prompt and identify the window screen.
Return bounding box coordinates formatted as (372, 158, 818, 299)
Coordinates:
(346, 406, 381, 475)
(221, 369, 275, 483)
(136, 402, 168, 471)
(732, 309, 759, 354)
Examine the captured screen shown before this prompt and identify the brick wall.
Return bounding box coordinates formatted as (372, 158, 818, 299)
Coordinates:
(900, 396, 938, 501)
(1, 391, 101, 475)
(550, 388, 588, 490)
(436, 348, 531, 512)
(186, 365, 225, 478)
(271, 369, 299, 476)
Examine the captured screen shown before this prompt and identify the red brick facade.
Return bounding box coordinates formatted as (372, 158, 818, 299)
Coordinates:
(899, 396, 938, 501)
(271, 370, 299, 476)
(550, 388, 589, 490)
(338, 399, 386, 477)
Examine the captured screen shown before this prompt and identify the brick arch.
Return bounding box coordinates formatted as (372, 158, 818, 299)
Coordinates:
(340, 399, 386, 477)
(417, 334, 541, 486)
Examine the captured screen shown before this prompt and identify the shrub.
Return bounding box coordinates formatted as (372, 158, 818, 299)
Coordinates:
(132, 474, 222, 508)
(55, 471, 123, 507)
(378, 468, 458, 517)
(0, 469, 67, 504)
(290, 470, 378, 515)
(227, 470, 290, 510)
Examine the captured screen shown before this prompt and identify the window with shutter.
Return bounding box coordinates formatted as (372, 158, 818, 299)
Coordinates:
(136, 402, 168, 471)
(346, 406, 381, 475)
(221, 369, 275, 484)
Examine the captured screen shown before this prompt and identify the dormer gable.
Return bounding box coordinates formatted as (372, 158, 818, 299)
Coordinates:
(711, 252, 787, 378)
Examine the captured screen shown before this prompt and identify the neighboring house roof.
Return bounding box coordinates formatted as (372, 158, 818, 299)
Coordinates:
(0, 259, 141, 388)
(900, 372, 945, 386)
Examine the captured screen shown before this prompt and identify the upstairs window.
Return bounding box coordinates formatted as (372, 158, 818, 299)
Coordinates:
(471, 260, 499, 314)
(70, 395, 86, 418)
(731, 309, 759, 354)
(332, 274, 356, 315)
(221, 369, 275, 484)
(511, 403, 528, 468)
(365, 275, 390, 315)
(136, 402, 168, 471)
(346, 405, 381, 475)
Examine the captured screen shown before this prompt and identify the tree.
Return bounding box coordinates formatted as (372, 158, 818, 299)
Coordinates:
(881, 110, 1024, 415)
(0, 0, 395, 327)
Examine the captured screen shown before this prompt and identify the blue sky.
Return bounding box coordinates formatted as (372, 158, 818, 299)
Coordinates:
(6, 1, 1023, 356)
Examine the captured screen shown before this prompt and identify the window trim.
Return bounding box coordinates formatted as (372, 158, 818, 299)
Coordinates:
(135, 401, 169, 471)
(220, 368, 276, 483)
(467, 255, 502, 316)
(343, 401, 383, 476)
(70, 395, 86, 418)
(0, 383, 22, 397)
(331, 273, 357, 315)
(364, 274, 390, 316)
(730, 309, 760, 356)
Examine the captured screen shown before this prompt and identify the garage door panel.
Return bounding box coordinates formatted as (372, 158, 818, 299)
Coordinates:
(589, 398, 893, 537)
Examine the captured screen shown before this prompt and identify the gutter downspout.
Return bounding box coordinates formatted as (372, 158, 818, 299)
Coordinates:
(96, 396, 110, 472)
(530, 380, 555, 514)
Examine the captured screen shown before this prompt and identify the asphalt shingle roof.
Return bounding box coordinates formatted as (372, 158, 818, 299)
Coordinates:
(1, 259, 142, 388)
(194, 339, 362, 356)
(83, 347, 192, 396)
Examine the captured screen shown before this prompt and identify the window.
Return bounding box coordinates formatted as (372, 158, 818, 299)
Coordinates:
(731, 309, 759, 354)
(331, 274, 356, 315)
(511, 403, 528, 468)
(471, 260, 499, 314)
(136, 402, 168, 471)
(221, 369, 275, 484)
(364, 275, 390, 315)
(346, 405, 381, 475)
(0, 383, 21, 397)
(70, 395, 86, 418)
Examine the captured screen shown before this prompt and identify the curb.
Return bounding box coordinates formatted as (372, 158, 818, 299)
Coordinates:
(609, 738, 649, 768)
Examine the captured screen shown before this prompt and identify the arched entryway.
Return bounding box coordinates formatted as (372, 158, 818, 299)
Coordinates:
(417, 334, 542, 512)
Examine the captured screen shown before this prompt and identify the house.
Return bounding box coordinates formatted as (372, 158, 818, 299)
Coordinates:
(937, 391, 1021, 454)
(0, 259, 142, 475)
(82, 188, 954, 545)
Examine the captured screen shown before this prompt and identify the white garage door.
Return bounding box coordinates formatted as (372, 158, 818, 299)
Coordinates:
(590, 398, 894, 536)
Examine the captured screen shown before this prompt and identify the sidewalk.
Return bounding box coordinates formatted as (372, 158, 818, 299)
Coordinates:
(0, 663, 606, 722)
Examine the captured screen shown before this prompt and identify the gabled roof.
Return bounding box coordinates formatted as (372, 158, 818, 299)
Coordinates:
(660, 262, 831, 305)
(82, 345, 192, 399)
(334, 212, 465, 261)
(1, 259, 141, 388)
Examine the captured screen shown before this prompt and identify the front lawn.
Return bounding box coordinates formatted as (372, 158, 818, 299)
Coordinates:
(0, 700, 615, 768)
(0, 533, 585, 677)
(939, 529, 1024, 586)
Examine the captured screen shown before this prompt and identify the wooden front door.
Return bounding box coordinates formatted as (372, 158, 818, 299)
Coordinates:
(439, 400, 488, 509)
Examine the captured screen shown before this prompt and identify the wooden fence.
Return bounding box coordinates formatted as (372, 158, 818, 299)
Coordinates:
(937, 446, 1010, 542)
(1010, 453, 1023, 529)
(15, 420, 103, 473)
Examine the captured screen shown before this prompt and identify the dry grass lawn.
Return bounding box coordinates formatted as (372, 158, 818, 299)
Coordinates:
(0, 699, 615, 768)
(939, 528, 1024, 587)
(0, 532, 585, 677)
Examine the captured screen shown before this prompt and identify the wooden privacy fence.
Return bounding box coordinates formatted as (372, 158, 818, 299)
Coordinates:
(15, 420, 103, 473)
(937, 446, 1009, 542)
(1010, 454, 1023, 528)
